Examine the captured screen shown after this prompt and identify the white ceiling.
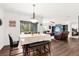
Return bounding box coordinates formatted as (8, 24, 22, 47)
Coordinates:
(0, 3, 79, 21)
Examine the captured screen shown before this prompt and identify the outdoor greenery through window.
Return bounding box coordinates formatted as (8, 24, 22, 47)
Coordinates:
(20, 21, 37, 33)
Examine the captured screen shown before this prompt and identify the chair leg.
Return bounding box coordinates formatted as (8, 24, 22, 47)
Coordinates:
(37, 47, 41, 56)
(9, 48, 12, 56)
(44, 45, 48, 55)
(27, 48, 30, 56)
(33, 49, 36, 56)
(22, 45, 27, 56)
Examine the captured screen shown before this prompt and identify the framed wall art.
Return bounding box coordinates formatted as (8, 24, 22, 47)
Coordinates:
(9, 20, 16, 27)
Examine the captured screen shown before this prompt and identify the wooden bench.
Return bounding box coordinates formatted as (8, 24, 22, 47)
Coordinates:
(22, 40, 51, 56)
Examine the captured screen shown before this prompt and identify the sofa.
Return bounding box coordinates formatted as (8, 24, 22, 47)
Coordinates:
(54, 31, 69, 41)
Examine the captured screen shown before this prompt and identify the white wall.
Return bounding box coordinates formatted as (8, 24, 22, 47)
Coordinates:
(0, 8, 5, 49)
(41, 16, 78, 37)
(3, 10, 43, 46)
(0, 4, 78, 49)
(4, 11, 30, 45)
(0, 8, 43, 49)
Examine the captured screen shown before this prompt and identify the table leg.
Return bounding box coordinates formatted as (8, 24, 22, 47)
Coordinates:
(48, 42, 51, 56)
(22, 45, 25, 56)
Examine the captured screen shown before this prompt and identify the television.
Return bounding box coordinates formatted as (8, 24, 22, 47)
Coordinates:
(54, 24, 63, 35)
(52, 24, 68, 36)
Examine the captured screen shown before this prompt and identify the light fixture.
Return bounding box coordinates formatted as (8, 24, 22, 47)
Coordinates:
(29, 4, 38, 23)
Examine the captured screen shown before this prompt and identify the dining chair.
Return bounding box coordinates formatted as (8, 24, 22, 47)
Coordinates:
(8, 34, 19, 56)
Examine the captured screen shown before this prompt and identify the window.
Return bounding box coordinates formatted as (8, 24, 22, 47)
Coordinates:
(20, 21, 37, 33)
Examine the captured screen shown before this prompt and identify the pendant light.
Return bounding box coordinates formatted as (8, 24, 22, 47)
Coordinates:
(30, 4, 38, 23)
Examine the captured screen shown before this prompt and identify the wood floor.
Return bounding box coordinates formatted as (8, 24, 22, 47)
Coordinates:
(0, 38, 79, 56)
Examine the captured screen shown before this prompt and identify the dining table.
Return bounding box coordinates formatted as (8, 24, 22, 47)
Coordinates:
(18, 33, 52, 55)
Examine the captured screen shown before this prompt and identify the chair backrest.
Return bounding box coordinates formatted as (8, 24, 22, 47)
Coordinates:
(8, 34, 13, 47)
